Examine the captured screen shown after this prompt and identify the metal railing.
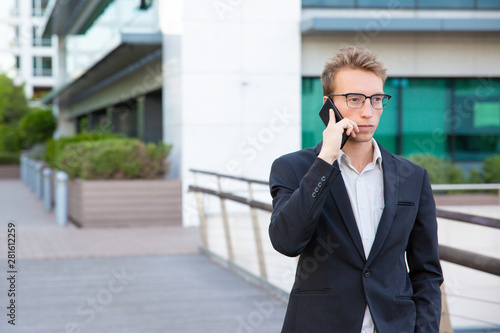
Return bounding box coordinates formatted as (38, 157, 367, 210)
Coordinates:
(189, 169, 500, 330)
(189, 168, 500, 277)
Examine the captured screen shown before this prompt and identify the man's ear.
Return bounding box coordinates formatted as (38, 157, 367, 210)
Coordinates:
(323, 96, 328, 103)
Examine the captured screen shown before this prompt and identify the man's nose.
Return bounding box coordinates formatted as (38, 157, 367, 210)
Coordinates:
(360, 100, 373, 118)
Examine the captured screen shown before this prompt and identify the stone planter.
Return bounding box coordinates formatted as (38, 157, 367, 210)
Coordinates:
(67, 178, 182, 227)
(0, 165, 20, 179)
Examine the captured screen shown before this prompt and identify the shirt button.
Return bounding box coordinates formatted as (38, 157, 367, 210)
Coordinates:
(364, 235, 369, 240)
(321, 176, 326, 182)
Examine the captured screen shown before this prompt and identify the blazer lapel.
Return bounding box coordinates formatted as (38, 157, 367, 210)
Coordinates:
(366, 146, 399, 265)
(330, 160, 366, 262)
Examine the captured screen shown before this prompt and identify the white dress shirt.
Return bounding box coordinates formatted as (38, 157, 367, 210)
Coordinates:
(337, 139, 384, 333)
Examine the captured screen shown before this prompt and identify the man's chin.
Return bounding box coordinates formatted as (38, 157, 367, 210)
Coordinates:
(350, 133, 373, 143)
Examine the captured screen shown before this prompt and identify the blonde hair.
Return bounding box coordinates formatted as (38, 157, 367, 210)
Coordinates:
(321, 46, 387, 96)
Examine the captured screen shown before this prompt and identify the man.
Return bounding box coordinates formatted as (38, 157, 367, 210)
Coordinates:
(269, 46, 443, 333)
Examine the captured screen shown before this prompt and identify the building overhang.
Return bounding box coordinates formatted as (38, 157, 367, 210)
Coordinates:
(301, 9, 500, 34)
(42, 0, 114, 38)
(42, 32, 162, 111)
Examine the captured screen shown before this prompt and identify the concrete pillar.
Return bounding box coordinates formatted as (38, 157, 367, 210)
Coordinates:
(160, 0, 302, 226)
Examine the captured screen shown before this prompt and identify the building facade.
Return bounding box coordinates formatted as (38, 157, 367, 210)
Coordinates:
(41, 0, 500, 227)
(0, 0, 57, 102)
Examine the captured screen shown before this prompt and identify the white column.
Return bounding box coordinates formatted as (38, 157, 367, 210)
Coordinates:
(160, 0, 302, 227)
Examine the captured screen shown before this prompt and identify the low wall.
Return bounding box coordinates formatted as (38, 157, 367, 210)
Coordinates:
(0, 165, 20, 179)
(67, 178, 182, 227)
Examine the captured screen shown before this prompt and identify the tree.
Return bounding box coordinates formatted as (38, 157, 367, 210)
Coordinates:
(19, 108, 56, 147)
(0, 73, 29, 124)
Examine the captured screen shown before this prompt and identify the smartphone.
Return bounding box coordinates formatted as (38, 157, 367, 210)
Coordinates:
(319, 97, 349, 149)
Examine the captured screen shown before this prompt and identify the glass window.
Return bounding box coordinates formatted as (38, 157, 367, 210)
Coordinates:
(15, 56, 20, 69)
(478, 0, 500, 8)
(302, 0, 355, 7)
(401, 79, 451, 158)
(33, 56, 52, 76)
(412, 0, 474, 8)
(358, 0, 415, 8)
(302, 78, 325, 149)
(373, 78, 398, 153)
(454, 79, 500, 161)
(32, 0, 49, 16)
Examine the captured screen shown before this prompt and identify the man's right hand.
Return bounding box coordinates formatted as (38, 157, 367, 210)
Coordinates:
(318, 108, 359, 165)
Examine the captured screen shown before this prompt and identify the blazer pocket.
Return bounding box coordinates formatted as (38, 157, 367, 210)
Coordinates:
(292, 288, 335, 295)
(395, 294, 414, 301)
(397, 201, 415, 206)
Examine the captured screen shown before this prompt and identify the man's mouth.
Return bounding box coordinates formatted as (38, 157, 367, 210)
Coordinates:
(358, 125, 374, 131)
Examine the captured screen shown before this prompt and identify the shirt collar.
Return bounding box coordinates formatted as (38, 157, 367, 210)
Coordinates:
(338, 139, 383, 172)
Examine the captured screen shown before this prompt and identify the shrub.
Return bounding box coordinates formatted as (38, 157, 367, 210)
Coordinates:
(43, 132, 124, 168)
(0, 124, 22, 152)
(0, 151, 20, 165)
(407, 154, 463, 184)
(482, 155, 500, 183)
(56, 138, 171, 180)
(18, 108, 56, 147)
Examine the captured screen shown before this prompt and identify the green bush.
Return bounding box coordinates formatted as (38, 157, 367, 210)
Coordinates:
(43, 132, 124, 168)
(56, 138, 171, 180)
(482, 155, 500, 183)
(18, 108, 56, 147)
(407, 154, 463, 184)
(0, 124, 22, 152)
(0, 151, 20, 165)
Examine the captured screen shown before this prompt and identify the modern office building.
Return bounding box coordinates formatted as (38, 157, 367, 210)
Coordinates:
(0, 0, 57, 102)
(41, 0, 500, 226)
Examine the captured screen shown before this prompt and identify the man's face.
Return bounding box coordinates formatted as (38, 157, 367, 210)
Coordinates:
(323, 67, 385, 144)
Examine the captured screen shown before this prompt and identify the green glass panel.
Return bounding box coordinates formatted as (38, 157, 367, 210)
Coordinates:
(374, 78, 398, 153)
(401, 79, 450, 158)
(454, 78, 500, 161)
(301, 78, 325, 149)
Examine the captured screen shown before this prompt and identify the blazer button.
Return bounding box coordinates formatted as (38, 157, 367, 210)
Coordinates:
(317, 182, 323, 188)
(312, 192, 317, 198)
(314, 187, 320, 193)
(363, 269, 371, 278)
(321, 176, 326, 182)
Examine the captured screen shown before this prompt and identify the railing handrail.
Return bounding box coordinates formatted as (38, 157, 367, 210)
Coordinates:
(431, 183, 500, 190)
(436, 208, 500, 229)
(189, 174, 500, 277)
(190, 168, 269, 185)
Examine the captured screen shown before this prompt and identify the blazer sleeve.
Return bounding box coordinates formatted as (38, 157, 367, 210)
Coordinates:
(406, 170, 444, 332)
(268, 156, 341, 257)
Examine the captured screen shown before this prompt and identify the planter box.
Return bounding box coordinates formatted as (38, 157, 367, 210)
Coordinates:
(0, 165, 20, 179)
(67, 178, 182, 228)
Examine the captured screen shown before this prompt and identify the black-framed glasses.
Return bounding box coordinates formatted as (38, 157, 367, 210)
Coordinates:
(328, 93, 392, 110)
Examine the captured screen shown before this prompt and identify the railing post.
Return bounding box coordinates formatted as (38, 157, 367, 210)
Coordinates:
(35, 162, 43, 199)
(248, 181, 268, 280)
(20, 155, 26, 183)
(217, 175, 234, 262)
(439, 284, 453, 333)
(193, 171, 209, 249)
(27, 159, 33, 190)
(43, 168, 52, 211)
(55, 171, 68, 226)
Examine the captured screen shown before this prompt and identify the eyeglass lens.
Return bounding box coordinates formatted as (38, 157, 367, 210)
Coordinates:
(346, 94, 389, 109)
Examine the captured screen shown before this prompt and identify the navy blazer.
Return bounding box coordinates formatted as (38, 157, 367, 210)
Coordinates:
(269, 141, 443, 333)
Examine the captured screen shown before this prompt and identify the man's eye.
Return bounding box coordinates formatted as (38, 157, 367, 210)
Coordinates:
(349, 97, 361, 102)
(373, 96, 383, 102)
